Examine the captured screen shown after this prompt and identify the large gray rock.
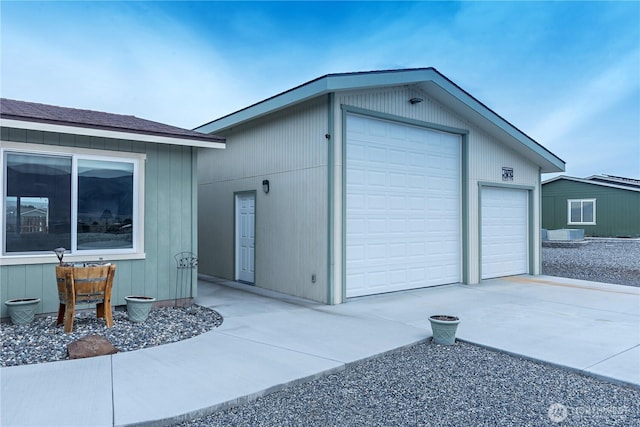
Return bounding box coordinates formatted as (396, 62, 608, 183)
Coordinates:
(67, 334, 119, 359)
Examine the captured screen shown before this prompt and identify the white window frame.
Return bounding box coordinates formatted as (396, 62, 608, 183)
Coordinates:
(567, 198, 596, 225)
(0, 141, 146, 265)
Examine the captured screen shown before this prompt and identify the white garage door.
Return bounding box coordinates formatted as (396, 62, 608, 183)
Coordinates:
(481, 187, 529, 279)
(346, 114, 461, 297)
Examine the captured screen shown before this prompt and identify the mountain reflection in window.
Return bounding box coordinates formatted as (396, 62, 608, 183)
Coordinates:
(77, 159, 134, 250)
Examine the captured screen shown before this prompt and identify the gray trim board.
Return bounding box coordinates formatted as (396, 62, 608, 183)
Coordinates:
(538, 168, 542, 274)
(327, 93, 335, 305)
(191, 147, 199, 298)
(339, 105, 469, 137)
(461, 133, 469, 284)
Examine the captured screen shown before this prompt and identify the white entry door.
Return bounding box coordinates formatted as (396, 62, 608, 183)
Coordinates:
(481, 187, 529, 279)
(235, 193, 255, 283)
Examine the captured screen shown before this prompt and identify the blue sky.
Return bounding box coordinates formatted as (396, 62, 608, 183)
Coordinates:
(1, 1, 638, 179)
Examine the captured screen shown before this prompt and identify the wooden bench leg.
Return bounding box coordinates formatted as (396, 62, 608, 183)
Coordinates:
(56, 303, 65, 326)
(63, 304, 75, 333)
(96, 301, 114, 328)
(63, 272, 75, 333)
(102, 302, 114, 328)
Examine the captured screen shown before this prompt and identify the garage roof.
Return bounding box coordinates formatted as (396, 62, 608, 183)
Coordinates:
(1, 98, 225, 149)
(195, 67, 564, 173)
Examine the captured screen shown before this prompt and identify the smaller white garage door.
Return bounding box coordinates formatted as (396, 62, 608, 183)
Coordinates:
(481, 187, 529, 279)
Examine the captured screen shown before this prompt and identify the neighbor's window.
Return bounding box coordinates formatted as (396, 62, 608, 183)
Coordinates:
(3, 150, 137, 255)
(568, 199, 596, 225)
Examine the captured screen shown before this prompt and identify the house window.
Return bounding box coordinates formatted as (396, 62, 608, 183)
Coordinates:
(568, 199, 596, 225)
(3, 149, 139, 255)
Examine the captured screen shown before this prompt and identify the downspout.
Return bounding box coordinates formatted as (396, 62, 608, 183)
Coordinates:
(327, 93, 335, 304)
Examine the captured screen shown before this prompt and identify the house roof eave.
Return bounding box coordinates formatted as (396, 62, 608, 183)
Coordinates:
(542, 175, 640, 192)
(1, 117, 226, 149)
(1, 98, 226, 149)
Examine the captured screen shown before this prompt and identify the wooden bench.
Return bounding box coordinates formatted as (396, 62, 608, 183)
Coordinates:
(56, 264, 116, 333)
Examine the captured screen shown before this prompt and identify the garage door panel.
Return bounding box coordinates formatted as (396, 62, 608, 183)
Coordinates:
(346, 114, 461, 297)
(481, 187, 528, 279)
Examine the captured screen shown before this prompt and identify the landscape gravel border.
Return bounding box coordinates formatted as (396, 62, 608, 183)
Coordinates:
(0, 305, 223, 367)
(542, 238, 640, 287)
(177, 340, 639, 427)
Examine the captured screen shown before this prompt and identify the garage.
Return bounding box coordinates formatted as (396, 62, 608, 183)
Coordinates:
(346, 114, 461, 297)
(481, 187, 529, 279)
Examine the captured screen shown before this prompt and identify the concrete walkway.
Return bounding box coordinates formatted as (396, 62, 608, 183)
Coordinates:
(1, 275, 638, 426)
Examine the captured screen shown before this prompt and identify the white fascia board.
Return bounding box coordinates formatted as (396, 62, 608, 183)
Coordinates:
(541, 175, 570, 185)
(584, 174, 640, 187)
(542, 175, 640, 192)
(1, 118, 225, 149)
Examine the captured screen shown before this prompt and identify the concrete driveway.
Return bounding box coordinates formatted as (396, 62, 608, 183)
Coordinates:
(1, 274, 638, 426)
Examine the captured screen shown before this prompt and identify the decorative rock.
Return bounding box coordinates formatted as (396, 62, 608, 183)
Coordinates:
(67, 334, 119, 359)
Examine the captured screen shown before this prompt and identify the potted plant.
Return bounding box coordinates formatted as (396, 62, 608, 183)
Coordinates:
(4, 298, 41, 326)
(428, 315, 460, 345)
(125, 296, 156, 323)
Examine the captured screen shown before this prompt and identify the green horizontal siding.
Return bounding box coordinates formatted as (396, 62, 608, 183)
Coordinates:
(542, 180, 640, 237)
(1, 128, 198, 318)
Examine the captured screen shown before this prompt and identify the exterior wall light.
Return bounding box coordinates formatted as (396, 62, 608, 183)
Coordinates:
(409, 97, 424, 104)
(262, 179, 270, 194)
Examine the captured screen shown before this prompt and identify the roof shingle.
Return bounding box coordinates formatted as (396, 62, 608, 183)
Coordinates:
(1, 98, 224, 144)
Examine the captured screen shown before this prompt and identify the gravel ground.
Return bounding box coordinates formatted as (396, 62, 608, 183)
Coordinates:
(542, 239, 640, 287)
(0, 305, 223, 367)
(177, 341, 639, 427)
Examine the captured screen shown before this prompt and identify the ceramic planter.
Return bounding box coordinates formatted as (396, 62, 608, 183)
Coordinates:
(428, 315, 460, 345)
(5, 298, 41, 326)
(125, 296, 156, 323)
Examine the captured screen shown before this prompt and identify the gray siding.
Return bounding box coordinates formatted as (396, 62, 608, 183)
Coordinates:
(1, 127, 198, 317)
(198, 97, 330, 302)
(198, 84, 544, 304)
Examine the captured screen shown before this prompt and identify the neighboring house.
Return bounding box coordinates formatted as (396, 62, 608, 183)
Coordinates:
(542, 175, 640, 238)
(1, 98, 225, 318)
(195, 68, 565, 304)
